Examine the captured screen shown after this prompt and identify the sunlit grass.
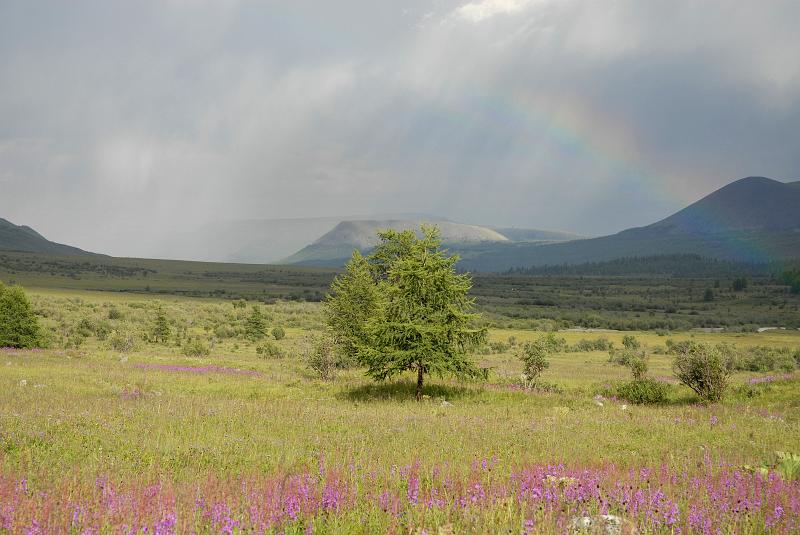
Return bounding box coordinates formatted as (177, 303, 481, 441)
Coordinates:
(0, 289, 798, 532)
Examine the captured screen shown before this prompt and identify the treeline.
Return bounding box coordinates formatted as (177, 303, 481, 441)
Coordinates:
(0, 253, 156, 279)
(505, 254, 799, 278)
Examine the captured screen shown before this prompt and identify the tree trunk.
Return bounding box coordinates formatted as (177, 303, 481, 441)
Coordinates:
(416, 364, 424, 401)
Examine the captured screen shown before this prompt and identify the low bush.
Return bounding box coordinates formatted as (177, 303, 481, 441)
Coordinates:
(569, 337, 614, 352)
(726, 345, 796, 373)
(518, 342, 550, 387)
(271, 326, 286, 340)
(672, 342, 730, 402)
(256, 341, 285, 359)
(615, 378, 670, 404)
(182, 338, 210, 357)
(107, 328, 139, 352)
(307, 336, 337, 380)
(608, 348, 644, 367)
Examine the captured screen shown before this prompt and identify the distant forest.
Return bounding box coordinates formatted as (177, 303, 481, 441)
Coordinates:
(506, 254, 800, 278)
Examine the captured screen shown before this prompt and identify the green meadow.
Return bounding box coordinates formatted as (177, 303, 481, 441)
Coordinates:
(1, 285, 799, 533)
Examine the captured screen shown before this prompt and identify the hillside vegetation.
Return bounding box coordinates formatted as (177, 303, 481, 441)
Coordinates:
(3, 250, 800, 331)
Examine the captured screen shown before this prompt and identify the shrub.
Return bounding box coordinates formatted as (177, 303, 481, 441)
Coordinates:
(519, 342, 550, 387)
(256, 341, 285, 359)
(271, 326, 286, 340)
(715, 343, 798, 373)
(628, 355, 648, 380)
(182, 338, 210, 357)
(569, 337, 613, 352)
(622, 335, 641, 351)
(94, 320, 111, 341)
(608, 348, 644, 367)
(213, 325, 236, 339)
(489, 341, 510, 353)
(672, 342, 730, 402)
(307, 336, 337, 380)
(615, 378, 670, 404)
(108, 328, 138, 353)
(0, 283, 42, 348)
(538, 333, 567, 353)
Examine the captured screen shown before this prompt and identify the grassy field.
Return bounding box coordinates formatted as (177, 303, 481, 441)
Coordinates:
(1, 287, 799, 533)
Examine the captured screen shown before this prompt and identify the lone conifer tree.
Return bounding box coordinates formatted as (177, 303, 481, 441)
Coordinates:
(245, 304, 266, 341)
(152, 306, 171, 344)
(326, 226, 487, 400)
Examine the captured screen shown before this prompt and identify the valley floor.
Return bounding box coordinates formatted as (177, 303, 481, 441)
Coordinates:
(1, 289, 799, 533)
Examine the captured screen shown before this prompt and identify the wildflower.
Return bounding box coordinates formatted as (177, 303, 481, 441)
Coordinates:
(407, 473, 420, 505)
(522, 518, 536, 535)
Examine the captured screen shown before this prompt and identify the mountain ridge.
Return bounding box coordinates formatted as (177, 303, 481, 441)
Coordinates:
(283, 177, 800, 271)
(282, 219, 582, 266)
(0, 218, 100, 257)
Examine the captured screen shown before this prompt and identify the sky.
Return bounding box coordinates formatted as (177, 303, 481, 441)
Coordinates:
(1, 0, 799, 256)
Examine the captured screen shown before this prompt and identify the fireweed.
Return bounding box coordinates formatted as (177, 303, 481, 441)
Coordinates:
(1, 458, 797, 534)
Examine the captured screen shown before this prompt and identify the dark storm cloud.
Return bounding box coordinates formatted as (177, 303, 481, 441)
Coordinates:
(1, 0, 798, 255)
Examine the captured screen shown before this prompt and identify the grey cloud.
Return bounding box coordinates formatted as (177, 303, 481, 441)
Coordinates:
(1, 0, 799, 255)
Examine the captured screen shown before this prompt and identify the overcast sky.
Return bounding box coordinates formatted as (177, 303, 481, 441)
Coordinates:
(1, 0, 799, 256)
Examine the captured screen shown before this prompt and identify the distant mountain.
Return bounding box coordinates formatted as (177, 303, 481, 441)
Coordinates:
(283, 219, 512, 266)
(493, 227, 583, 242)
(282, 177, 800, 271)
(649, 176, 800, 233)
(458, 177, 800, 271)
(0, 218, 98, 256)
(148, 213, 440, 263)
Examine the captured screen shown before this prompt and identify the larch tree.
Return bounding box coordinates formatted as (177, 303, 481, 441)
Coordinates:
(326, 226, 487, 400)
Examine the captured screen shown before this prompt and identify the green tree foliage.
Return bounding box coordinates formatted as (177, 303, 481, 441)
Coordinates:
(152, 306, 171, 344)
(622, 335, 641, 351)
(327, 226, 487, 400)
(615, 378, 669, 404)
(782, 269, 800, 294)
(307, 335, 337, 380)
(257, 340, 285, 358)
(0, 283, 42, 348)
(518, 336, 554, 388)
(182, 338, 210, 357)
(324, 251, 379, 364)
(673, 341, 730, 402)
(628, 354, 648, 380)
(245, 305, 266, 341)
(271, 326, 286, 340)
(732, 277, 748, 292)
